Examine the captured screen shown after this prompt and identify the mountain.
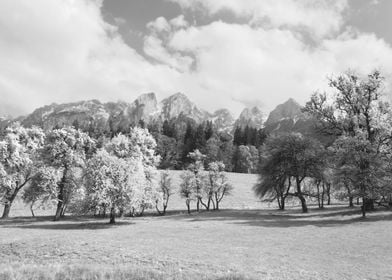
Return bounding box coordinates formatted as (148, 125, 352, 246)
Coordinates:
(210, 109, 234, 132)
(21, 99, 111, 130)
(234, 106, 264, 129)
(264, 98, 302, 127)
(159, 92, 209, 122)
(15, 92, 237, 133)
(263, 98, 333, 144)
(263, 98, 309, 134)
(129, 92, 159, 122)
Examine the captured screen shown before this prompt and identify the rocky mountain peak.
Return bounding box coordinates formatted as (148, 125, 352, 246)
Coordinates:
(130, 92, 158, 122)
(134, 92, 157, 104)
(160, 92, 208, 121)
(265, 98, 302, 126)
(210, 108, 234, 132)
(234, 106, 264, 129)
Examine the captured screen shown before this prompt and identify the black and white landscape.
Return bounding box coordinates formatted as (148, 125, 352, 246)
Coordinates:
(1, 1, 392, 279)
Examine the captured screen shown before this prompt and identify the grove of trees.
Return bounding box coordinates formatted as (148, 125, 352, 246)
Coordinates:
(255, 70, 392, 217)
(0, 123, 234, 222)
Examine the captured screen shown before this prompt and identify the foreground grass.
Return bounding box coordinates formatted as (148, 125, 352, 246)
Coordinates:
(2, 172, 392, 279)
(0, 264, 250, 280)
(1, 206, 392, 280)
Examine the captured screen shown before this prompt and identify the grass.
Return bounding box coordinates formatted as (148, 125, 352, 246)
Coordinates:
(0, 264, 250, 280)
(1, 172, 392, 279)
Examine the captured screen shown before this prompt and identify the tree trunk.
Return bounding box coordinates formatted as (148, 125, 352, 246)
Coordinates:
(357, 197, 360, 205)
(214, 193, 220, 210)
(316, 182, 321, 208)
(139, 205, 145, 217)
(30, 202, 35, 217)
(54, 201, 64, 221)
(60, 204, 67, 217)
(186, 200, 191, 214)
(211, 198, 216, 210)
(280, 195, 285, 210)
(349, 196, 354, 208)
(298, 195, 308, 213)
(1, 187, 20, 219)
(361, 197, 366, 218)
(54, 173, 66, 221)
(1, 204, 11, 219)
(196, 199, 200, 212)
(109, 207, 116, 224)
(326, 183, 331, 205)
(296, 177, 307, 213)
(277, 194, 282, 210)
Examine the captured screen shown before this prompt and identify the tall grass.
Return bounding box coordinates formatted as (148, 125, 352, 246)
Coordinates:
(0, 264, 251, 280)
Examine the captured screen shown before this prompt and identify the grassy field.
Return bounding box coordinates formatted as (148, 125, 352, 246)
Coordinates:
(1, 172, 392, 280)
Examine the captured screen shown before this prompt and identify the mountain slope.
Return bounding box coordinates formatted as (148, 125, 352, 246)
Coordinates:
(17, 92, 237, 133)
(234, 106, 264, 129)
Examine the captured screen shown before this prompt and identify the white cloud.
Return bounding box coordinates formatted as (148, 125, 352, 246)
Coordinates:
(144, 18, 392, 114)
(0, 0, 180, 116)
(169, 15, 189, 28)
(0, 0, 391, 119)
(143, 35, 193, 72)
(169, 0, 349, 39)
(147, 17, 171, 33)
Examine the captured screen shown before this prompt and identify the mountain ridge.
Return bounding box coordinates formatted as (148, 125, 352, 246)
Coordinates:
(2, 93, 313, 136)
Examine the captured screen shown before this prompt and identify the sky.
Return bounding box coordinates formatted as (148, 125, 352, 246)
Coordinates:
(1, 0, 392, 117)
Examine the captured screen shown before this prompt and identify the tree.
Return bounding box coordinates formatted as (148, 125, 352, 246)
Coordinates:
(205, 121, 214, 140)
(0, 123, 45, 218)
(41, 127, 95, 221)
(205, 136, 220, 164)
(207, 162, 233, 210)
(182, 122, 196, 164)
(187, 149, 208, 211)
(85, 150, 138, 224)
(22, 166, 62, 217)
(233, 145, 252, 173)
(194, 123, 207, 150)
(180, 170, 196, 214)
(105, 128, 160, 217)
(156, 135, 178, 169)
(304, 70, 392, 216)
(331, 164, 359, 208)
(254, 155, 292, 211)
(257, 133, 324, 213)
(217, 133, 235, 172)
(155, 170, 174, 215)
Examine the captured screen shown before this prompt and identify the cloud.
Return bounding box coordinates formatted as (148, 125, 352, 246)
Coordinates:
(114, 17, 127, 26)
(143, 18, 392, 114)
(0, 0, 391, 119)
(0, 0, 180, 116)
(170, 15, 189, 29)
(168, 0, 349, 39)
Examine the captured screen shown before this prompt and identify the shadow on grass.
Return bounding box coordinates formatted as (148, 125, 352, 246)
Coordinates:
(1, 207, 391, 230)
(160, 206, 392, 228)
(0, 215, 134, 230)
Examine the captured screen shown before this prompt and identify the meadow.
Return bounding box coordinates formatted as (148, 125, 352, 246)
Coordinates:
(1, 171, 392, 280)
